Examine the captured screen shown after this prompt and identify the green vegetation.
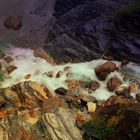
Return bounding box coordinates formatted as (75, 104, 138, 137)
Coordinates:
(0, 72, 5, 82)
(115, 4, 140, 24)
(83, 116, 116, 140)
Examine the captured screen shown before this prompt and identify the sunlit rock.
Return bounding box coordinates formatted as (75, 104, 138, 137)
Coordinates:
(41, 108, 83, 140)
(87, 102, 96, 113)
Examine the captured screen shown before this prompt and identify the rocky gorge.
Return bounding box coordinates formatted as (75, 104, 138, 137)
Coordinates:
(0, 0, 140, 140)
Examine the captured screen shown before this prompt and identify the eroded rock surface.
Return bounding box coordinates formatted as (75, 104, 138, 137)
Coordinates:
(44, 0, 140, 63)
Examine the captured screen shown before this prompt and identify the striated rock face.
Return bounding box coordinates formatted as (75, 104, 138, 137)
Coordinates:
(0, 81, 51, 139)
(43, 0, 140, 63)
(41, 108, 82, 140)
(0, 81, 83, 140)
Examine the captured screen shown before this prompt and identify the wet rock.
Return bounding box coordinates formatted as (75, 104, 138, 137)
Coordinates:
(42, 96, 68, 113)
(34, 48, 56, 65)
(81, 95, 96, 103)
(105, 96, 131, 106)
(0, 96, 5, 107)
(46, 71, 53, 77)
(121, 59, 129, 67)
(0, 51, 6, 59)
(87, 102, 96, 113)
(86, 81, 100, 91)
(4, 56, 14, 63)
(87, 102, 140, 140)
(103, 56, 114, 61)
(64, 94, 96, 111)
(55, 87, 68, 95)
(25, 74, 31, 79)
(7, 65, 17, 74)
(108, 110, 140, 140)
(136, 94, 140, 102)
(56, 71, 63, 78)
(4, 16, 22, 30)
(115, 85, 130, 98)
(64, 66, 71, 72)
(95, 62, 117, 81)
(107, 77, 122, 92)
(41, 108, 82, 140)
(66, 80, 82, 89)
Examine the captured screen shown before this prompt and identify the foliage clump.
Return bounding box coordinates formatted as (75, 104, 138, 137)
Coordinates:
(83, 116, 118, 140)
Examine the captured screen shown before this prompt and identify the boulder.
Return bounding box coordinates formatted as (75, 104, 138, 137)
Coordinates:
(25, 74, 31, 79)
(0, 96, 5, 107)
(121, 59, 129, 67)
(56, 71, 63, 78)
(7, 65, 17, 74)
(42, 96, 68, 113)
(115, 85, 130, 98)
(55, 87, 68, 95)
(46, 71, 54, 77)
(86, 81, 100, 91)
(4, 56, 14, 64)
(87, 102, 96, 113)
(4, 16, 22, 30)
(95, 62, 117, 80)
(107, 77, 122, 91)
(105, 96, 131, 106)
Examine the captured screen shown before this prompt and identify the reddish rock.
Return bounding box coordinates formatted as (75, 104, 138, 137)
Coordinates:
(121, 59, 129, 67)
(95, 62, 117, 80)
(7, 65, 17, 74)
(86, 81, 100, 91)
(4, 16, 22, 30)
(107, 77, 122, 91)
(4, 56, 14, 63)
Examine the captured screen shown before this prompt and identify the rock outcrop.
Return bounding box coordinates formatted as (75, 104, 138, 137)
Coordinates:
(4, 16, 22, 30)
(41, 108, 82, 140)
(43, 0, 140, 63)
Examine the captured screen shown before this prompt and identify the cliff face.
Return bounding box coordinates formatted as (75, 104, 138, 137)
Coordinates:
(0, 0, 139, 63)
(43, 0, 140, 63)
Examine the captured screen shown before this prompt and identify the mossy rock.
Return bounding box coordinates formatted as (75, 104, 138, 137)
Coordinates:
(115, 3, 140, 33)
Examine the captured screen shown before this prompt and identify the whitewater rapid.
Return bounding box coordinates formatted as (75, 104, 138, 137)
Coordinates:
(0, 46, 140, 100)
